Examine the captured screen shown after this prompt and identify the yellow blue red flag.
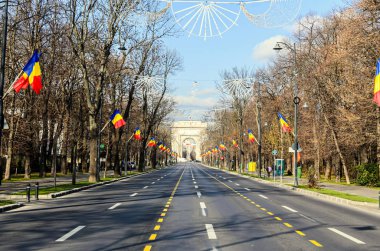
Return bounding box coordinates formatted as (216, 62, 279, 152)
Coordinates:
(278, 112, 292, 133)
(13, 50, 42, 94)
(374, 58, 380, 106)
(110, 110, 126, 129)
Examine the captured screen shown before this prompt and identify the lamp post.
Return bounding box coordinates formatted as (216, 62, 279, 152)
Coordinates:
(273, 41, 299, 187)
(256, 81, 262, 178)
(0, 0, 9, 186)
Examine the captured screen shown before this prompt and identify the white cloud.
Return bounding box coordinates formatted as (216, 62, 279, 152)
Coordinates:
(252, 35, 287, 62)
(173, 95, 217, 108)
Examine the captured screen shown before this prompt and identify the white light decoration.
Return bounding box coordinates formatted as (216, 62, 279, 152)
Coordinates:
(135, 76, 165, 93)
(222, 78, 254, 99)
(150, 0, 302, 39)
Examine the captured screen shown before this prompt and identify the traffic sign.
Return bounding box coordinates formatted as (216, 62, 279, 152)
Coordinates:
(272, 150, 278, 156)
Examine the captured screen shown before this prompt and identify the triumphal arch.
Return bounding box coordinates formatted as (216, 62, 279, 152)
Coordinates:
(171, 121, 208, 161)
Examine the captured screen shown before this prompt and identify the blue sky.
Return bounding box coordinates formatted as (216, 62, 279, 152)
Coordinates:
(163, 0, 347, 121)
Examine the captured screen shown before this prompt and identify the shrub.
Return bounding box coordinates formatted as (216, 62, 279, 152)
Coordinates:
(355, 163, 379, 186)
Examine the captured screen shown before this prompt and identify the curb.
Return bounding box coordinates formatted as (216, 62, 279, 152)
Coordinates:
(0, 202, 24, 213)
(1, 168, 162, 203)
(203, 164, 379, 211)
(50, 169, 156, 198)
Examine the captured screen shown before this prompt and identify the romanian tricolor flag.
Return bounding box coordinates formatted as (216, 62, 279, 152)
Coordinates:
(110, 109, 126, 129)
(248, 129, 256, 143)
(147, 137, 156, 147)
(13, 50, 43, 94)
(219, 144, 227, 151)
(158, 142, 163, 150)
(374, 58, 380, 106)
(278, 112, 292, 133)
(232, 140, 239, 148)
(133, 127, 142, 140)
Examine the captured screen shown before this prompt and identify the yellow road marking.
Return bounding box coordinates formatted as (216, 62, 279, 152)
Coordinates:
(143, 245, 152, 251)
(284, 223, 293, 228)
(149, 234, 157, 240)
(267, 212, 274, 215)
(296, 230, 305, 236)
(309, 240, 323, 247)
(165, 205, 170, 208)
(157, 218, 163, 223)
(161, 213, 166, 217)
(260, 208, 267, 211)
(154, 225, 161, 230)
(275, 217, 282, 221)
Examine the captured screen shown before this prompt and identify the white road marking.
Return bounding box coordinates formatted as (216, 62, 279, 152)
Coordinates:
(228, 180, 232, 182)
(328, 228, 366, 244)
(161, 177, 163, 178)
(151, 182, 155, 184)
(130, 193, 138, 197)
(56, 226, 86, 242)
(259, 194, 268, 199)
(108, 203, 121, 210)
(245, 188, 250, 191)
(200, 202, 207, 209)
(194, 181, 197, 184)
(299, 213, 317, 223)
(223, 178, 226, 180)
(157, 179, 160, 181)
(197, 191, 202, 198)
(235, 183, 240, 186)
(205, 224, 217, 239)
(195, 185, 199, 189)
(282, 205, 298, 213)
(143, 186, 148, 189)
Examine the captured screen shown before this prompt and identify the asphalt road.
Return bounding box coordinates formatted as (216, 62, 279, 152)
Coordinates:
(0, 162, 379, 251)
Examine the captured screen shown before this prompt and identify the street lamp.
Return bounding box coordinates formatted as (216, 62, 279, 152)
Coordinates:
(0, 0, 9, 185)
(273, 41, 300, 187)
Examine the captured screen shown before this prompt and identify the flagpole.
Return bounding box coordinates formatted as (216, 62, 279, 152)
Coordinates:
(0, 0, 9, 185)
(100, 120, 111, 133)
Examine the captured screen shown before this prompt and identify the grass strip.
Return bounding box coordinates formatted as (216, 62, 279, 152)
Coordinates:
(0, 200, 16, 206)
(14, 182, 93, 195)
(297, 185, 378, 203)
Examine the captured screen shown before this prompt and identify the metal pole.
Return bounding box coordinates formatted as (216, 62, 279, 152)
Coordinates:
(96, 97, 102, 182)
(0, 0, 9, 186)
(257, 81, 262, 178)
(293, 43, 299, 187)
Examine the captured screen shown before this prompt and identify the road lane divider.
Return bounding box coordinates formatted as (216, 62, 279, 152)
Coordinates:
(197, 191, 202, 198)
(56, 226, 86, 242)
(259, 194, 268, 199)
(143, 168, 186, 251)
(200, 202, 207, 216)
(108, 203, 121, 210)
(130, 193, 138, 197)
(195, 185, 199, 189)
(205, 224, 217, 239)
(245, 188, 250, 191)
(309, 240, 323, 247)
(143, 186, 149, 189)
(282, 205, 298, 213)
(198, 166, 324, 249)
(328, 228, 365, 244)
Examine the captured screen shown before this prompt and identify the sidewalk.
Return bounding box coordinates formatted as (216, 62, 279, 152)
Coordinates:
(206, 165, 380, 212)
(274, 175, 379, 200)
(0, 171, 118, 195)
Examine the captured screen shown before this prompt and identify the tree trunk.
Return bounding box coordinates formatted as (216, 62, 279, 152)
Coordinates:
(312, 118, 320, 179)
(323, 114, 350, 184)
(325, 157, 332, 180)
(24, 155, 31, 179)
